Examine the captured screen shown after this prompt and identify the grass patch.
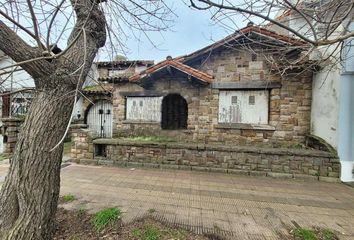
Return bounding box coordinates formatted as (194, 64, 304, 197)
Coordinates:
(148, 208, 156, 214)
(321, 229, 335, 240)
(132, 224, 161, 240)
(62, 194, 76, 203)
(63, 141, 71, 155)
(294, 228, 316, 240)
(122, 135, 176, 143)
(0, 153, 11, 161)
(293, 227, 338, 240)
(76, 204, 87, 217)
(92, 207, 121, 231)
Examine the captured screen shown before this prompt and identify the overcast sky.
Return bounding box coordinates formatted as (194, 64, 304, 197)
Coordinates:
(113, 1, 246, 63)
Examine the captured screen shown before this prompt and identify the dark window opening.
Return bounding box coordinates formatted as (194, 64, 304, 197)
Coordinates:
(252, 54, 257, 61)
(95, 144, 107, 157)
(161, 94, 188, 130)
(3, 135, 8, 143)
(249, 95, 255, 105)
(231, 96, 238, 105)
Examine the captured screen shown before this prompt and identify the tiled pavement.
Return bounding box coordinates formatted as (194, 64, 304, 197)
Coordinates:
(1, 162, 354, 239)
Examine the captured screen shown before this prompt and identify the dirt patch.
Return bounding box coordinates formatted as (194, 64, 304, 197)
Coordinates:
(53, 208, 223, 240)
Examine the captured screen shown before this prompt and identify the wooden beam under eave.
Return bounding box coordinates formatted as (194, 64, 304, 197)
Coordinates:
(211, 81, 281, 89)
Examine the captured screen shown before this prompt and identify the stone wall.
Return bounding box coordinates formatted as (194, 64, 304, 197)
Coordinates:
(71, 136, 340, 181)
(0, 118, 24, 153)
(70, 125, 95, 160)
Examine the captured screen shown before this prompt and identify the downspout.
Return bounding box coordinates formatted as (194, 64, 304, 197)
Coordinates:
(339, 22, 354, 182)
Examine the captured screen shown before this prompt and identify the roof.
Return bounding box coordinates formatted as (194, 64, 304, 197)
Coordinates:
(128, 25, 308, 85)
(183, 25, 307, 62)
(82, 84, 113, 94)
(129, 58, 214, 84)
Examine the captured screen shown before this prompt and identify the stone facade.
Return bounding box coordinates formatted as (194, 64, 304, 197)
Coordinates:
(0, 118, 24, 153)
(70, 126, 95, 160)
(110, 47, 313, 147)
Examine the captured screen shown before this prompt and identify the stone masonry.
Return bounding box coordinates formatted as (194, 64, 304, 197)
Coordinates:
(0, 118, 24, 153)
(70, 128, 340, 181)
(110, 47, 313, 147)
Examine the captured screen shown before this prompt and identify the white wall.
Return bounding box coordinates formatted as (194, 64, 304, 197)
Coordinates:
(311, 68, 341, 148)
(0, 53, 34, 90)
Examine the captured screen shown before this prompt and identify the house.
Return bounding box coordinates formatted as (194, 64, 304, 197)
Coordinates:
(84, 25, 313, 147)
(76, 60, 154, 137)
(69, 25, 342, 180)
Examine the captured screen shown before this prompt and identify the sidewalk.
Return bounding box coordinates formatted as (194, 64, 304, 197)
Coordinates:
(58, 164, 354, 240)
(1, 161, 354, 239)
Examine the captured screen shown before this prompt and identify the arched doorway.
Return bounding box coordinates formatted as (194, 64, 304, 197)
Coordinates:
(86, 100, 113, 138)
(161, 94, 188, 130)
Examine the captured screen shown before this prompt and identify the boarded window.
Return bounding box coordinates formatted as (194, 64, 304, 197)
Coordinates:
(218, 90, 268, 124)
(126, 97, 162, 122)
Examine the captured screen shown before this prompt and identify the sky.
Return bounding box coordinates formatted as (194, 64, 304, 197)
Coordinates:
(112, 1, 246, 63)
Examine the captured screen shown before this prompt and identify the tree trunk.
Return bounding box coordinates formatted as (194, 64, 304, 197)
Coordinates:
(0, 84, 75, 239)
(0, 0, 106, 238)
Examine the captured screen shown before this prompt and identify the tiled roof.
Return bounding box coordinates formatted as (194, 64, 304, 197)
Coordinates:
(240, 26, 305, 45)
(129, 59, 214, 84)
(183, 25, 307, 62)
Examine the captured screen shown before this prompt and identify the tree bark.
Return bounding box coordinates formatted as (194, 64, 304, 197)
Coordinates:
(0, 86, 75, 239)
(0, 0, 106, 239)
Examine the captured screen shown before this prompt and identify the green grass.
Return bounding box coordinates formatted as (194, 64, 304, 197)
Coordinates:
(122, 135, 175, 143)
(148, 208, 156, 214)
(321, 229, 335, 240)
(132, 225, 161, 240)
(0, 153, 11, 161)
(63, 141, 71, 155)
(294, 228, 317, 240)
(62, 194, 76, 203)
(92, 207, 121, 231)
(76, 204, 87, 217)
(293, 227, 337, 240)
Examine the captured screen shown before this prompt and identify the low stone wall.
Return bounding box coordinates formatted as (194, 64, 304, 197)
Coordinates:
(0, 118, 24, 153)
(70, 125, 95, 160)
(71, 130, 340, 181)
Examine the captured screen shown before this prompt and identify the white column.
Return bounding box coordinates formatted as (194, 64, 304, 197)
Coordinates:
(339, 22, 354, 182)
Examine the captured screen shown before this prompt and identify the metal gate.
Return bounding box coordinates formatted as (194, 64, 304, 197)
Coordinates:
(87, 101, 113, 138)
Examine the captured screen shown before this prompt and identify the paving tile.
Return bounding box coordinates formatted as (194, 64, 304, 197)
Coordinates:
(2, 163, 354, 239)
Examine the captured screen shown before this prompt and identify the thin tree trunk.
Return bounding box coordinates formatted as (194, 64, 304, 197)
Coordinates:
(0, 85, 75, 239)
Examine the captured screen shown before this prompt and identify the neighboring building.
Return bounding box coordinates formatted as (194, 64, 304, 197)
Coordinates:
(75, 60, 154, 138)
(0, 50, 34, 118)
(267, 3, 354, 182)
